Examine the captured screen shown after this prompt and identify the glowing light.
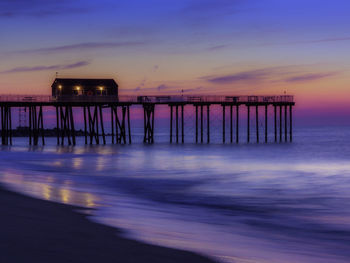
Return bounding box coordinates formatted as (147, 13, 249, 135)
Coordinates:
(60, 188, 70, 204)
(76, 86, 81, 90)
(42, 184, 52, 200)
(99, 86, 104, 91)
(85, 193, 96, 207)
(58, 85, 62, 89)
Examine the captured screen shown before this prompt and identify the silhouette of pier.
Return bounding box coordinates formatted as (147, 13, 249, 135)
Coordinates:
(0, 95, 294, 146)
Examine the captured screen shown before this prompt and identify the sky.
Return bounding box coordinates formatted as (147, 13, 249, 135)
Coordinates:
(0, 0, 350, 124)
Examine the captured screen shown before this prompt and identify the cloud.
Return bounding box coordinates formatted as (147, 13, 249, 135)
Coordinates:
(261, 36, 350, 47)
(17, 42, 145, 54)
(284, 72, 337, 83)
(206, 44, 230, 51)
(203, 68, 274, 84)
(0, 61, 89, 74)
(202, 66, 338, 85)
(157, 84, 170, 91)
(303, 37, 350, 44)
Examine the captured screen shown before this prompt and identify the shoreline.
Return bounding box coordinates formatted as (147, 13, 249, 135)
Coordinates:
(0, 185, 216, 263)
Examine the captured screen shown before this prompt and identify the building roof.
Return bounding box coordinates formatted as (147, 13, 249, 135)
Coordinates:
(52, 78, 118, 88)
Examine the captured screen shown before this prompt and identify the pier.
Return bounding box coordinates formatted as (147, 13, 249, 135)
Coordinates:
(0, 95, 294, 146)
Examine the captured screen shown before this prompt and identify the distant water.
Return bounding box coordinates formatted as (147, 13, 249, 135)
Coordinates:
(1, 126, 350, 263)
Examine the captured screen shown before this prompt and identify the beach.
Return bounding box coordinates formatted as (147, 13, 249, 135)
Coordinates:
(0, 185, 215, 263)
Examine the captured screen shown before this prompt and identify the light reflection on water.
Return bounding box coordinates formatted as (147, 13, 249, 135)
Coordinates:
(0, 127, 350, 263)
(1, 171, 98, 208)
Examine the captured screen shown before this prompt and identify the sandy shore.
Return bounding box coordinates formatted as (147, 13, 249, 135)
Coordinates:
(0, 185, 216, 263)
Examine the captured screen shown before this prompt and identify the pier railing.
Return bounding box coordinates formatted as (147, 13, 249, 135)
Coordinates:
(0, 93, 294, 146)
(0, 95, 294, 103)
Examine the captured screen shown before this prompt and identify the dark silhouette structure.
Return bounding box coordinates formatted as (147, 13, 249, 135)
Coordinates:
(52, 78, 118, 97)
(0, 95, 294, 146)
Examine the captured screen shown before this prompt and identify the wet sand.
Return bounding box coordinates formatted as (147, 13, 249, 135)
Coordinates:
(0, 185, 216, 263)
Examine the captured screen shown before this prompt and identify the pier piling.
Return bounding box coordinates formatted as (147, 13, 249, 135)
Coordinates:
(143, 104, 155, 143)
(247, 105, 250, 143)
(256, 105, 259, 143)
(0, 95, 294, 146)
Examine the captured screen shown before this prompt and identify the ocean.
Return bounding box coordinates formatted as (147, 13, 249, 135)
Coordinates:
(1, 125, 350, 263)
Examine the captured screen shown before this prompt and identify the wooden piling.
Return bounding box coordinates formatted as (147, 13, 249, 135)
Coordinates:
(127, 106, 131, 144)
(256, 105, 259, 143)
(289, 105, 293, 142)
(223, 105, 226, 143)
(176, 105, 179, 143)
(181, 105, 184, 143)
(279, 105, 282, 142)
(57, 106, 60, 145)
(195, 105, 198, 143)
(170, 105, 173, 143)
(247, 105, 250, 143)
(230, 105, 233, 143)
(201, 105, 203, 143)
(265, 105, 268, 143)
(274, 105, 277, 142)
(110, 106, 114, 144)
(284, 105, 287, 142)
(236, 105, 239, 143)
(207, 105, 210, 143)
(99, 106, 106, 145)
(40, 106, 45, 145)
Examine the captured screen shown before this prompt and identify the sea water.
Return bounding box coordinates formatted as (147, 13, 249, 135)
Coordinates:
(0, 125, 350, 263)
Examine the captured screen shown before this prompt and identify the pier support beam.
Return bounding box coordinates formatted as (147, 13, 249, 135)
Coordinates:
(247, 105, 250, 143)
(99, 106, 106, 145)
(230, 105, 233, 143)
(290, 105, 293, 142)
(181, 105, 184, 143)
(279, 105, 282, 142)
(207, 105, 210, 143)
(265, 105, 268, 143)
(0, 106, 12, 145)
(28, 106, 45, 146)
(274, 105, 277, 142)
(222, 105, 226, 143)
(201, 105, 203, 143)
(143, 104, 155, 143)
(84, 106, 88, 144)
(170, 106, 173, 143)
(57, 106, 75, 146)
(284, 105, 287, 142)
(195, 105, 198, 143)
(176, 105, 179, 143)
(169, 104, 185, 143)
(236, 105, 239, 143)
(256, 105, 259, 143)
(111, 105, 131, 144)
(86, 106, 100, 145)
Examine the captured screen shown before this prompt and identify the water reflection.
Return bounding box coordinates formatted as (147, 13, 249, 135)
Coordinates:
(1, 127, 350, 263)
(1, 171, 99, 208)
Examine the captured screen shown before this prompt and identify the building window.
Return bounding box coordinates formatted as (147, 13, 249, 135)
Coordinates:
(56, 85, 63, 96)
(97, 86, 107, 96)
(74, 86, 83, 96)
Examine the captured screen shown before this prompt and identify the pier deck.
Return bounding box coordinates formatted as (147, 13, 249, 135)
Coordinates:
(0, 95, 294, 146)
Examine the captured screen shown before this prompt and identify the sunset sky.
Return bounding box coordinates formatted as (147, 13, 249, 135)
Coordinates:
(0, 0, 350, 123)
